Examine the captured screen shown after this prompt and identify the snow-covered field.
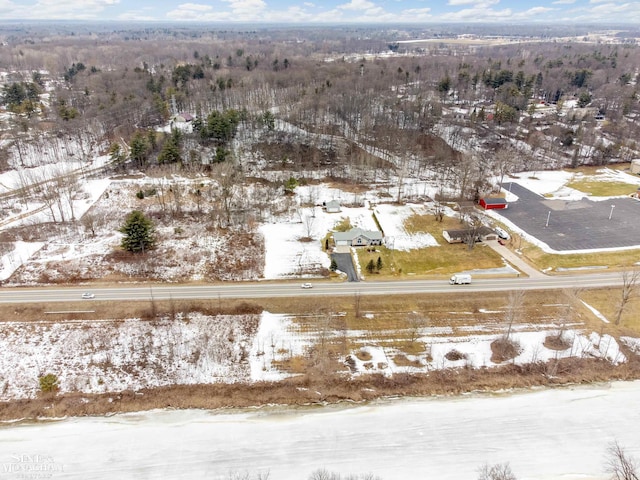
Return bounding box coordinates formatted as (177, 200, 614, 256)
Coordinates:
(1, 381, 639, 480)
(0, 310, 632, 401)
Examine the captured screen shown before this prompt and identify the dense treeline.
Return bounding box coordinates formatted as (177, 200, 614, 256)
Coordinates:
(0, 24, 639, 200)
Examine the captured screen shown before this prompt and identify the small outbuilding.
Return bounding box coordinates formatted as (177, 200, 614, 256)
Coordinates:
(479, 197, 508, 210)
(631, 159, 640, 175)
(324, 200, 341, 213)
(333, 228, 383, 247)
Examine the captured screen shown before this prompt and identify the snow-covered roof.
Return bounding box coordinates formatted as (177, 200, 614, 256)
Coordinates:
(333, 227, 383, 242)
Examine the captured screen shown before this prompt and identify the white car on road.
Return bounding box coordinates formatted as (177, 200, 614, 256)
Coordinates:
(81, 292, 95, 299)
(301, 283, 313, 289)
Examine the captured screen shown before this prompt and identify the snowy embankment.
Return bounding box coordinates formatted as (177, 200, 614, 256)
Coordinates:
(0, 311, 632, 401)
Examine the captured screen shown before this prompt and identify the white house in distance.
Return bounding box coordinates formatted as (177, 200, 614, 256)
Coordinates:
(333, 228, 383, 247)
(173, 112, 194, 123)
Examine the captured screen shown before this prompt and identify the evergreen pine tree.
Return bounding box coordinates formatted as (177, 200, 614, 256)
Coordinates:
(129, 132, 149, 167)
(366, 259, 375, 274)
(376, 256, 383, 271)
(158, 128, 182, 164)
(119, 210, 156, 253)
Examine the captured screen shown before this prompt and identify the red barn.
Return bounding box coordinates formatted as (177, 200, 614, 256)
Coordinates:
(479, 197, 508, 210)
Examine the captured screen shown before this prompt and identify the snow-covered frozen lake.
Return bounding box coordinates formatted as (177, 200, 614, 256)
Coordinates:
(1, 381, 639, 480)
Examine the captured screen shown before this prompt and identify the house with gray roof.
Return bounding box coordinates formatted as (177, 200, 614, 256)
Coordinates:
(333, 228, 383, 247)
(443, 226, 497, 244)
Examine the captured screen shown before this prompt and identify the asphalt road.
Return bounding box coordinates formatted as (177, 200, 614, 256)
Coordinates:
(0, 273, 625, 304)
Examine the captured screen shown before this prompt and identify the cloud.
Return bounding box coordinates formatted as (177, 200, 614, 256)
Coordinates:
(447, 0, 499, 5)
(167, 0, 267, 21)
(175, 2, 213, 12)
(440, 1, 513, 22)
(222, 0, 267, 9)
(337, 0, 376, 11)
(563, 1, 640, 21)
(401, 7, 432, 15)
(516, 6, 555, 17)
(6, 0, 634, 23)
(590, 1, 637, 12)
(1, 0, 121, 19)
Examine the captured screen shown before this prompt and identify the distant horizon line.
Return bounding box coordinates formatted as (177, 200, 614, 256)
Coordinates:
(0, 19, 638, 27)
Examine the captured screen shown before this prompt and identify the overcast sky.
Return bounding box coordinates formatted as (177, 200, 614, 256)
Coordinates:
(0, 0, 638, 24)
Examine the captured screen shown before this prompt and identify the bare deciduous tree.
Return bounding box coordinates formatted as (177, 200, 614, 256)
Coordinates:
(614, 268, 640, 325)
(493, 146, 517, 191)
(301, 209, 316, 239)
(407, 311, 427, 344)
(81, 211, 103, 237)
(212, 161, 240, 228)
(492, 290, 525, 363)
(56, 170, 80, 221)
(504, 289, 525, 341)
(354, 291, 362, 319)
(464, 213, 483, 251)
(606, 441, 639, 480)
(433, 201, 444, 222)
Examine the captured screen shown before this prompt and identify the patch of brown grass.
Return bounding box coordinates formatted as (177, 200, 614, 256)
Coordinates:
(357, 242, 505, 278)
(271, 355, 308, 374)
(518, 236, 640, 273)
(389, 339, 426, 355)
(0, 298, 263, 323)
(393, 354, 423, 368)
(355, 350, 372, 361)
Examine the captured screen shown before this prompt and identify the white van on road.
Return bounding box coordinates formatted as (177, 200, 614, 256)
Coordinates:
(449, 274, 472, 285)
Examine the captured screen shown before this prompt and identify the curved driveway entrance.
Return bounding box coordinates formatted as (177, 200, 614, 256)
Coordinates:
(331, 250, 359, 282)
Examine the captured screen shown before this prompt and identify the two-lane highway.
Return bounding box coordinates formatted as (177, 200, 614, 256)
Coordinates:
(0, 272, 624, 304)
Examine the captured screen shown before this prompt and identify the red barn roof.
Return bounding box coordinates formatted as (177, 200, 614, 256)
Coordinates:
(479, 197, 508, 209)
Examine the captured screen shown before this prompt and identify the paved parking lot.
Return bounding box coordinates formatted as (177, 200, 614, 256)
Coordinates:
(498, 183, 640, 251)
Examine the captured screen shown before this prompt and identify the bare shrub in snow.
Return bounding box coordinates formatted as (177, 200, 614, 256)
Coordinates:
(491, 337, 523, 363)
(543, 332, 571, 351)
(308, 469, 381, 480)
(445, 349, 467, 361)
(477, 462, 517, 480)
